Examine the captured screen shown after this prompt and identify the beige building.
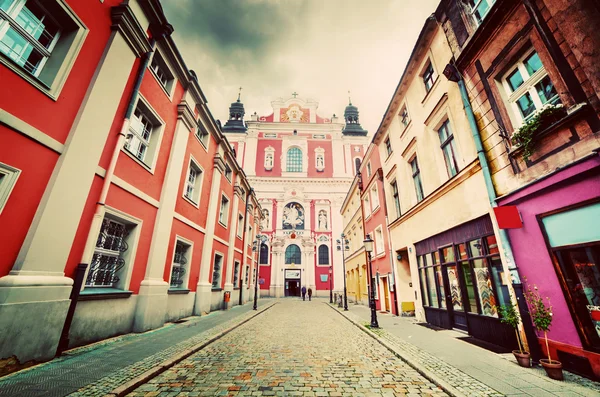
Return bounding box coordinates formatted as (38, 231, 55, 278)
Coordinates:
(372, 17, 515, 347)
(340, 179, 368, 305)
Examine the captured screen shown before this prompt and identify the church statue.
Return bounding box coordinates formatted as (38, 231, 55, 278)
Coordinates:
(318, 210, 328, 230)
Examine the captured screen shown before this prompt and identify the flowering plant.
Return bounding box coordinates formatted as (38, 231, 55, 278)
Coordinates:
(497, 303, 526, 354)
(511, 103, 566, 161)
(524, 283, 555, 362)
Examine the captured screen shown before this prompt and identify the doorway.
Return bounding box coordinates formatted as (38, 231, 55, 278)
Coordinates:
(286, 279, 300, 297)
(382, 277, 391, 312)
(443, 264, 468, 331)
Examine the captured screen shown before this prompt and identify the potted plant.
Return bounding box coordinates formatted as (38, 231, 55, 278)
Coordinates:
(511, 103, 566, 161)
(498, 303, 530, 367)
(524, 284, 563, 380)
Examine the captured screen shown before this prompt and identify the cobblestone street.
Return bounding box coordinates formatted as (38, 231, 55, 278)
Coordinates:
(128, 300, 447, 396)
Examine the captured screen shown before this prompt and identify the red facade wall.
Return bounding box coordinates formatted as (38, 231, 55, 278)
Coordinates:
(307, 139, 333, 178)
(255, 139, 282, 177)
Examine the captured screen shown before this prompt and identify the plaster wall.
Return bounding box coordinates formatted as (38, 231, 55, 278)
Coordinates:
(165, 292, 195, 323)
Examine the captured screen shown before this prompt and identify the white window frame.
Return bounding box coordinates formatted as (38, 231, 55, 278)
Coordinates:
(237, 213, 244, 238)
(371, 184, 380, 211)
(501, 49, 561, 128)
(83, 206, 141, 291)
(224, 163, 232, 183)
(364, 192, 371, 215)
(195, 118, 210, 150)
(123, 94, 165, 173)
(219, 193, 230, 227)
(0, 0, 88, 100)
(0, 161, 21, 214)
(366, 161, 372, 177)
(169, 236, 192, 289)
(149, 48, 176, 99)
(211, 251, 224, 290)
(421, 60, 437, 94)
(233, 260, 241, 288)
(469, 0, 496, 26)
(375, 226, 384, 256)
(264, 146, 275, 170)
(182, 156, 204, 207)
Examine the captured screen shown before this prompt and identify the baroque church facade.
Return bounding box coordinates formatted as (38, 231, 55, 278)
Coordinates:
(222, 94, 370, 297)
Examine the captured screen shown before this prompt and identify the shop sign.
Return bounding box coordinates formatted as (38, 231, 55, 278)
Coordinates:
(285, 269, 301, 279)
(493, 206, 523, 229)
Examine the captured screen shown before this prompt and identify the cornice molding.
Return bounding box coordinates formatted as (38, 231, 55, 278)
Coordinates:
(110, 5, 152, 57)
(177, 100, 196, 131)
(213, 154, 226, 173)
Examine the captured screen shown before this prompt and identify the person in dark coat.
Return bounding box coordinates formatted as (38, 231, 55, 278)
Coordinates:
(301, 286, 307, 301)
(307, 287, 313, 301)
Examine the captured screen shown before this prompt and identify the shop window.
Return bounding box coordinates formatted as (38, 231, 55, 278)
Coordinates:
(502, 50, 561, 126)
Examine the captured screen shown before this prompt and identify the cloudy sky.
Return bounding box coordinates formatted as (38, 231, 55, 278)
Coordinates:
(162, 0, 440, 133)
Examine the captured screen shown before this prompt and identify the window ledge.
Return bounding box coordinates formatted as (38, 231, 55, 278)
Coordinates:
(211, 288, 223, 292)
(122, 148, 155, 174)
(218, 221, 228, 229)
(168, 288, 190, 295)
(79, 288, 133, 301)
(183, 195, 200, 208)
(194, 134, 209, 151)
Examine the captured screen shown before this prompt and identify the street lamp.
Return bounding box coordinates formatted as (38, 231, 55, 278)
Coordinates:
(363, 234, 379, 328)
(329, 265, 333, 303)
(337, 234, 349, 311)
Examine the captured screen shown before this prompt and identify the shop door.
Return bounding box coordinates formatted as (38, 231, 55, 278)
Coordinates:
(443, 264, 468, 331)
(382, 277, 391, 312)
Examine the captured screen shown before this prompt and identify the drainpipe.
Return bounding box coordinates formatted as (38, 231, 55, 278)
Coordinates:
(56, 39, 156, 356)
(446, 62, 542, 361)
(239, 188, 252, 306)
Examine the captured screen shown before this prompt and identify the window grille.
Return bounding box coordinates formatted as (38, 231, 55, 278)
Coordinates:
(212, 254, 223, 289)
(170, 241, 187, 288)
(233, 262, 240, 287)
(318, 245, 329, 265)
(86, 218, 129, 287)
(286, 147, 302, 172)
(285, 244, 301, 264)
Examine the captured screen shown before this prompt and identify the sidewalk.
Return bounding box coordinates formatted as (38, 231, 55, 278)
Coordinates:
(0, 299, 274, 397)
(336, 303, 600, 396)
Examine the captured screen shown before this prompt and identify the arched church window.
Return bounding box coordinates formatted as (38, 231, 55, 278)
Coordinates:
(318, 245, 329, 265)
(259, 243, 269, 264)
(286, 147, 303, 172)
(285, 244, 302, 264)
(355, 158, 361, 174)
(282, 202, 305, 230)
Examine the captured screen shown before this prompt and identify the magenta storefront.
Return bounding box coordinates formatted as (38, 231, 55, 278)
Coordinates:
(497, 153, 600, 378)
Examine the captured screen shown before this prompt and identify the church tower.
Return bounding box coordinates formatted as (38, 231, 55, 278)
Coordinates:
(222, 89, 248, 133)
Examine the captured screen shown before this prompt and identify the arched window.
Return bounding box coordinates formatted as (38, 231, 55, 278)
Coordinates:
(259, 243, 269, 264)
(318, 245, 329, 265)
(354, 158, 361, 174)
(286, 147, 303, 172)
(285, 244, 302, 264)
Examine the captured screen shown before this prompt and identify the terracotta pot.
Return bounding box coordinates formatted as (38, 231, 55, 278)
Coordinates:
(512, 350, 531, 367)
(540, 359, 563, 380)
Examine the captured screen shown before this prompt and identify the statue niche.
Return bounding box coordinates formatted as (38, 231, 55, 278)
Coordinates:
(282, 202, 305, 230)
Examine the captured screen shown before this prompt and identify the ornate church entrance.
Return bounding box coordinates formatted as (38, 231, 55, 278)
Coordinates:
(285, 269, 301, 297)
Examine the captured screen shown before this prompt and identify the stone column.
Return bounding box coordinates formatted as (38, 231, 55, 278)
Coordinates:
(194, 154, 226, 315)
(133, 102, 195, 332)
(223, 183, 242, 309)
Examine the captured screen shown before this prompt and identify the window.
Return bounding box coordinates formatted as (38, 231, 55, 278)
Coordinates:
(286, 147, 302, 172)
(124, 99, 162, 169)
(354, 158, 361, 174)
(400, 105, 410, 128)
(195, 120, 209, 147)
(390, 180, 401, 219)
(224, 164, 232, 182)
(318, 244, 329, 265)
(0, 0, 86, 97)
(0, 162, 21, 214)
(211, 253, 223, 289)
(375, 227, 384, 255)
(468, 0, 496, 25)
(259, 243, 269, 264)
(237, 214, 244, 238)
(86, 217, 134, 288)
(364, 193, 371, 214)
(149, 51, 174, 95)
(233, 261, 240, 288)
(366, 162, 372, 177)
(371, 185, 380, 210)
(438, 120, 459, 178)
(502, 50, 561, 124)
(285, 244, 301, 264)
(244, 265, 250, 287)
(384, 137, 392, 157)
(170, 240, 190, 288)
(219, 195, 229, 226)
(422, 62, 436, 93)
(410, 157, 424, 202)
(184, 159, 203, 205)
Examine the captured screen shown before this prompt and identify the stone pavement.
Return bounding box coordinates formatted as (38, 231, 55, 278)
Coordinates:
(0, 299, 272, 397)
(337, 303, 600, 397)
(127, 298, 447, 397)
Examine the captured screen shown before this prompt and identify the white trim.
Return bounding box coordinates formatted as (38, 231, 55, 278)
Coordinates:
(0, 161, 22, 214)
(0, 109, 64, 153)
(173, 212, 206, 234)
(234, 247, 243, 255)
(218, 192, 230, 228)
(214, 234, 230, 247)
(95, 166, 160, 208)
(182, 155, 204, 207)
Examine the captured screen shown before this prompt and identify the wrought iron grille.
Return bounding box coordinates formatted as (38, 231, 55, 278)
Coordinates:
(286, 147, 302, 172)
(212, 256, 222, 288)
(86, 219, 129, 287)
(170, 241, 187, 287)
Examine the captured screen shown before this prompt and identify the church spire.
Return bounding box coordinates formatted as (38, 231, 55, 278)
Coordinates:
(222, 88, 247, 133)
(342, 93, 367, 136)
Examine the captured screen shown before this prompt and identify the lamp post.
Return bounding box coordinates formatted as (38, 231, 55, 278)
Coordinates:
(329, 265, 333, 303)
(337, 234, 349, 311)
(363, 234, 379, 328)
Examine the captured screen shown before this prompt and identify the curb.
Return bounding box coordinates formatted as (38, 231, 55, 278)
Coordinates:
(325, 303, 465, 397)
(105, 302, 277, 397)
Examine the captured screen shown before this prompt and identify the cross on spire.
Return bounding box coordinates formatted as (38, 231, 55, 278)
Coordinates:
(237, 86, 242, 102)
(292, 91, 298, 98)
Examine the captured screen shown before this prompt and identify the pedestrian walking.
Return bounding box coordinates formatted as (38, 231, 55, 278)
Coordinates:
(301, 286, 307, 301)
(307, 287, 313, 301)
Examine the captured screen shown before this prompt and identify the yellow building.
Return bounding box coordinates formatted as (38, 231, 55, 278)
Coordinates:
(340, 178, 368, 306)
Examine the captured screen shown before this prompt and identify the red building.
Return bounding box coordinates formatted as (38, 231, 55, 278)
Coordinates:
(0, 0, 261, 365)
